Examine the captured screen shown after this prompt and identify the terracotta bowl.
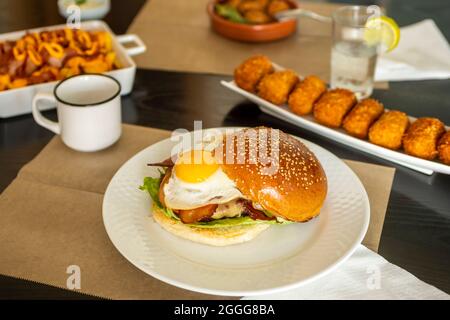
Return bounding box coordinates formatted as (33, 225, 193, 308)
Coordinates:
(207, 0, 298, 43)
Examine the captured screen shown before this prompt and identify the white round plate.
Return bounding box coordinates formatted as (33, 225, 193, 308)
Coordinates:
(103, 128, 370, 296)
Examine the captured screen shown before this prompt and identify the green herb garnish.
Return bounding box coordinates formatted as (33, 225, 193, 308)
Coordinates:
(215, 4, 247, 24)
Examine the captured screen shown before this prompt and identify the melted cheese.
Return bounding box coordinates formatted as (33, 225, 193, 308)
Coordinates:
(211, 200, 244, 219)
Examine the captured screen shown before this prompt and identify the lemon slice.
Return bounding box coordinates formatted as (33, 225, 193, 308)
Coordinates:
(364, 16, 400, 52)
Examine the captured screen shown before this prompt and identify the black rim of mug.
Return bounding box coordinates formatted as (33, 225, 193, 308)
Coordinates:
(53, 73, 121, 107)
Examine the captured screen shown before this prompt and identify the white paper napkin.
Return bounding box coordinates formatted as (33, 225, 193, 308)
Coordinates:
(243, 245, 450, 300)
(375, 19, 450, 81)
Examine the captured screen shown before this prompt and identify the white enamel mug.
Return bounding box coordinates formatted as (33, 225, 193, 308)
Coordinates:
(32, 74, 122, 152)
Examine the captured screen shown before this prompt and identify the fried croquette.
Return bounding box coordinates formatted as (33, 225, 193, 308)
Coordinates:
(267, 0, 291, 17)
(257, 70, 299, 105)
(288, 75, 326, 116)
(342, 98, 384, 139)
(234, 55, 274, 92)
(368, 110, 409, 150)
(244, 10, 272, 24)
(313, 88, 356, 128)
(402, 118, 445, 160)
(438, 131, 450, 165)
(238, 0, 269, 13)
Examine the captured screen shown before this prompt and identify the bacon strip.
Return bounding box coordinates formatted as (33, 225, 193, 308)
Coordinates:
(243, 201, 275, 221)
(176, 204, 218, 224)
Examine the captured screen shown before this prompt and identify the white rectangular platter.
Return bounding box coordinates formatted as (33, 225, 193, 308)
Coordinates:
(221, 80, 450, 176)
(0, 20, 146, 118)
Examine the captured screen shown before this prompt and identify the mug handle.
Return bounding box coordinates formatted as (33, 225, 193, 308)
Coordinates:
(32, 93, 61, 134)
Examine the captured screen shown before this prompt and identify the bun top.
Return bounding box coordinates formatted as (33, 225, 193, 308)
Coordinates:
(215, 127, 327, 222)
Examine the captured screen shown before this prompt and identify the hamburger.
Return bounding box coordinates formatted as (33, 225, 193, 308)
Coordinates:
(140, 127, 327, 246)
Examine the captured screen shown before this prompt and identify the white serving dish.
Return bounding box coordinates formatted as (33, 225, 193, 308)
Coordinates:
(221, 80, 450, 176)
(0, 20, 146, 118)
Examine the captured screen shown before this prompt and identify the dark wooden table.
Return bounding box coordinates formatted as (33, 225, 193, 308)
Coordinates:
(0, 0, 449, 299)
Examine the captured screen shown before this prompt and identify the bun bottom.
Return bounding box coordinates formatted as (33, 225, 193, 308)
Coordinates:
(152, 205, 271, 246)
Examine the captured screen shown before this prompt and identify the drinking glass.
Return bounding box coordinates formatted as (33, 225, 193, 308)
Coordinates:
(331, 6, 378, 99)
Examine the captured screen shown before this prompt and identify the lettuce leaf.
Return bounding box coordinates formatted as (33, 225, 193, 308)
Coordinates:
(161, 206, 181, 221)
(189, 212, 293, 228)
(188, 216, 278, 229)
(215, 4, 247, 24)
(140, 174, 180, 221)
(140, 176, 162, 207)
(263, 210, 274, 218)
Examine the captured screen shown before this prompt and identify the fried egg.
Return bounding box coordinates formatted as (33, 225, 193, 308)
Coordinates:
(163, 150, 242, 210)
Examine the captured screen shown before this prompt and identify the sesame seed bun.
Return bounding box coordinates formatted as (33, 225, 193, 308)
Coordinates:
(152, 204, 270, 246)
(216, 127, 327, 222)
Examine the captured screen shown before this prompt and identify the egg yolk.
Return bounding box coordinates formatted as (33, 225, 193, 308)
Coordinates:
(174, 150, 219, 183)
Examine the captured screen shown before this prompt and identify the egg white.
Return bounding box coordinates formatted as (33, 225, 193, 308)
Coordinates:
(163, 167, 242, 210)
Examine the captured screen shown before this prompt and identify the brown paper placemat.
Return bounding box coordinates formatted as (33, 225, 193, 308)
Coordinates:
(0, 124, 394, 299)
(127, 0, 388, 89)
